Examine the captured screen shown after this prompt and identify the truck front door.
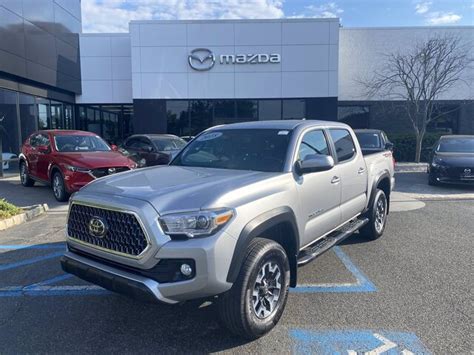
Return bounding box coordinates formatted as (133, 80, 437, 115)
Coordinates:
(295, 129, 342, 247)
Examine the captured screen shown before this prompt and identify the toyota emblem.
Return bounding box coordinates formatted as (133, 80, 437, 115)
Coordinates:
(464, 168, 471, 175)
(88, 217, 107, 238)
(188, 48, 215, 71)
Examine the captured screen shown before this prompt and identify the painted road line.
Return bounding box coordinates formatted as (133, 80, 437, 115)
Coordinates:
(0, 244, 66, 250)
(290, 329, 431, 354)
(292, 246, 377, 293)
(0, 251, 64, 271)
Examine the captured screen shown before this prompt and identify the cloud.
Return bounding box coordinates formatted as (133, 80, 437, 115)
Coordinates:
(81, 0, 285, 33)
(415, 1, 431, 14)
(426, 11, 462, 25)
(413, 1, 462, 26)
(291, 2, 343, 19)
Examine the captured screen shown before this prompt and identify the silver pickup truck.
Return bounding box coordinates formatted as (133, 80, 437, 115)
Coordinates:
(61, 120, 395, 339)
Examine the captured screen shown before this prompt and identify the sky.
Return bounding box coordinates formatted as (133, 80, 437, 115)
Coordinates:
(81, 0, 474, 33)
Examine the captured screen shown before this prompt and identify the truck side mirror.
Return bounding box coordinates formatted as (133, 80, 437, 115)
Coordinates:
(385, 142, 394, 151)
(295, 155, 334, 176)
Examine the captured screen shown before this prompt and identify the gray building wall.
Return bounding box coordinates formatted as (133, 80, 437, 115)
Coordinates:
(0, 0, 82, 94)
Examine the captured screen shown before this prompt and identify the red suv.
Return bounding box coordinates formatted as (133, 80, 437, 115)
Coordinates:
(19, 130, 136, 201)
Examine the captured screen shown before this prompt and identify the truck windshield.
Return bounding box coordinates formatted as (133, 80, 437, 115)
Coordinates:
(171, 129, 291, 172)
(437, 138, 474, 153)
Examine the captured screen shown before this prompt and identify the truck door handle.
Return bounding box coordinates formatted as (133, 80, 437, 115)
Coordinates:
(331, 176, 341, 184)
(358, 167, 366, 174)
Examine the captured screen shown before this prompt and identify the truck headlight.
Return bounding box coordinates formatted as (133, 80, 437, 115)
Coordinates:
(158, 208, 234, 238)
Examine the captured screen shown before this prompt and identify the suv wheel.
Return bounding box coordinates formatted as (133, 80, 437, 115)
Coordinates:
(19, 161, 35, 187)
(217, 238, 290, 339)
(360, 188, 388, 240)
(52, 172, 69, 202)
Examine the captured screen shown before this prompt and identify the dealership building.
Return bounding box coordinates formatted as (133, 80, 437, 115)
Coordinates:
(1, 0, 473, 155)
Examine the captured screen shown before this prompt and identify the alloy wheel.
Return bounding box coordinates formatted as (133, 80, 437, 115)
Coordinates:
(252, 261, 282, 319)
(20, 163, 26, 184)
(53, 175, 62, 198)
(374, 194, 387, 234)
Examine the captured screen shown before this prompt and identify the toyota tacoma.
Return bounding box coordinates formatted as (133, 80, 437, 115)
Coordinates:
(61, 120, 395, 339)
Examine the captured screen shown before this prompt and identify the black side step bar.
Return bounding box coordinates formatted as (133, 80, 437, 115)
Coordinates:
(297, 217, 369, 266)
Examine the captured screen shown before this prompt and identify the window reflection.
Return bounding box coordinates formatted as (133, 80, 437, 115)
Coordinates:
(0, 88, 20, 154)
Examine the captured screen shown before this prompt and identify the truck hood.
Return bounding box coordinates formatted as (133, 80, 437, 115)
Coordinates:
(59, 151, 134, 169)
(79, 166, 281, 214)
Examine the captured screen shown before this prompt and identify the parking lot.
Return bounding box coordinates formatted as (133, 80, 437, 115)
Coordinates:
(0, 172, 473, 354)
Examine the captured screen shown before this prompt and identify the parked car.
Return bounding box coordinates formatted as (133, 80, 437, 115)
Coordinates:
(1, 153, 17, 170)
(61, 120, 395, 339)
(355, 129, 394, 155)
(427, 135, 474, 185)
(122, 134, 187, 167)
(19, 130, 137, 201)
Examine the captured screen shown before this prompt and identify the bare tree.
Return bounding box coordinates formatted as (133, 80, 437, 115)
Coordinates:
(360, 35, 472, 162)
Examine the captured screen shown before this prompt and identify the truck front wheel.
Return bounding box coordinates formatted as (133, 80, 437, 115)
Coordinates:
(360, 188, 388, 240)
(217, 238, 290, 339)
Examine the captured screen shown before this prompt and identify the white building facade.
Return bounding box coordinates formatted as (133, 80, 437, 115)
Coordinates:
(75, 19, 472, 139)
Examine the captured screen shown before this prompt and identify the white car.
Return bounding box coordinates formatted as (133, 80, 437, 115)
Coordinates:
(2, 153, 17, 170)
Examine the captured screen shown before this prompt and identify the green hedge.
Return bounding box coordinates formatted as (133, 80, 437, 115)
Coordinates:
(387, 133, 443, 162)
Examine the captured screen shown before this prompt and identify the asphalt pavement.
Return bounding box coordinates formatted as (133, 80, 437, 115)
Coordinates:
(0, 172, 473, 354)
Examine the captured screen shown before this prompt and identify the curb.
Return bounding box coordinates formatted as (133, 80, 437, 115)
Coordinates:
(395, 163, 428, 173)
(0, 204, 49, 231)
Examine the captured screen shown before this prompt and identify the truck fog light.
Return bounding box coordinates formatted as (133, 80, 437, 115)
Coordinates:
(180, 263, 193, 277)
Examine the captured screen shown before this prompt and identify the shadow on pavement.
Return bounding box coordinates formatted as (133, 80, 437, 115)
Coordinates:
(395, 172, 474, 196)
(0, 176, 67, 211)
(0, 242, 251, 353)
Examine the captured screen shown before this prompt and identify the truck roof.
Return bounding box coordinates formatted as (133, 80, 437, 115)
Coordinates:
(212, 120, 349, 131)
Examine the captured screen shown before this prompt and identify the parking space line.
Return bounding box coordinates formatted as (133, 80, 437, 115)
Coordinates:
(0, 244, 375, 297)
(0, 252, 64, 271)
(292, 246, 377, 293)
(0, 244, 66, 250)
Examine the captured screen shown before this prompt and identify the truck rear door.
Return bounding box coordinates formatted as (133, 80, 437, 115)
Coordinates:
(328, 129, 368, 222)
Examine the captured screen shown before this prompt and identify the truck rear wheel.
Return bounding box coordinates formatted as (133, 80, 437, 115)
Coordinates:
(360, 188, 388, 240)
(217, 238, 290, 339)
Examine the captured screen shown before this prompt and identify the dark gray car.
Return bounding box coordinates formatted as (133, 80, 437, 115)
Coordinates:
(122, 134, 187, 167)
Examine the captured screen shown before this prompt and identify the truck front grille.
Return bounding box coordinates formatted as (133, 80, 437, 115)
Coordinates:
(67, 204, 149, 257)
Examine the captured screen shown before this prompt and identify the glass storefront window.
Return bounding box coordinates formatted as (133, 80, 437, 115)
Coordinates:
(0, 88, 20, 155)
(166, 101, 189, 136)
(283, 99, 305, 120)
(338, 106, 370, 128)
(189, 100, 213, 135)
(259, 100, 282, 121)
(36, 98, 50, 129)
(214, 100, 235, 125)
(19, 93, 37, 144)
(64, 104, 74, 129)
(236, 100, 258, 121)
(50, 100, 63, 129)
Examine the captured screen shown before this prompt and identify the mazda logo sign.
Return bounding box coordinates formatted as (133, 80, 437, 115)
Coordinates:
(188, 48, 215, 71)
(88, 217, 107, 238)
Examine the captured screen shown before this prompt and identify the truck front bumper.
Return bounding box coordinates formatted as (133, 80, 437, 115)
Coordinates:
(61, 251, 179, 304)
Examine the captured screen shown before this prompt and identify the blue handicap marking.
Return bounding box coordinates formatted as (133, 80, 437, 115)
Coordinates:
(0, 243, 108, 297)
(292, 246, 377, 293)
(291, 329, 431, 354)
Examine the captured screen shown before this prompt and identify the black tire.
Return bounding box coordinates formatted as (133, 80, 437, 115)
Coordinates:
(360, 189, 388, 240)
(19, 161, 35, 187)
(52, 172, 70, 202)
(428, 172, 439, 186)
(217, 238, 290, 340)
